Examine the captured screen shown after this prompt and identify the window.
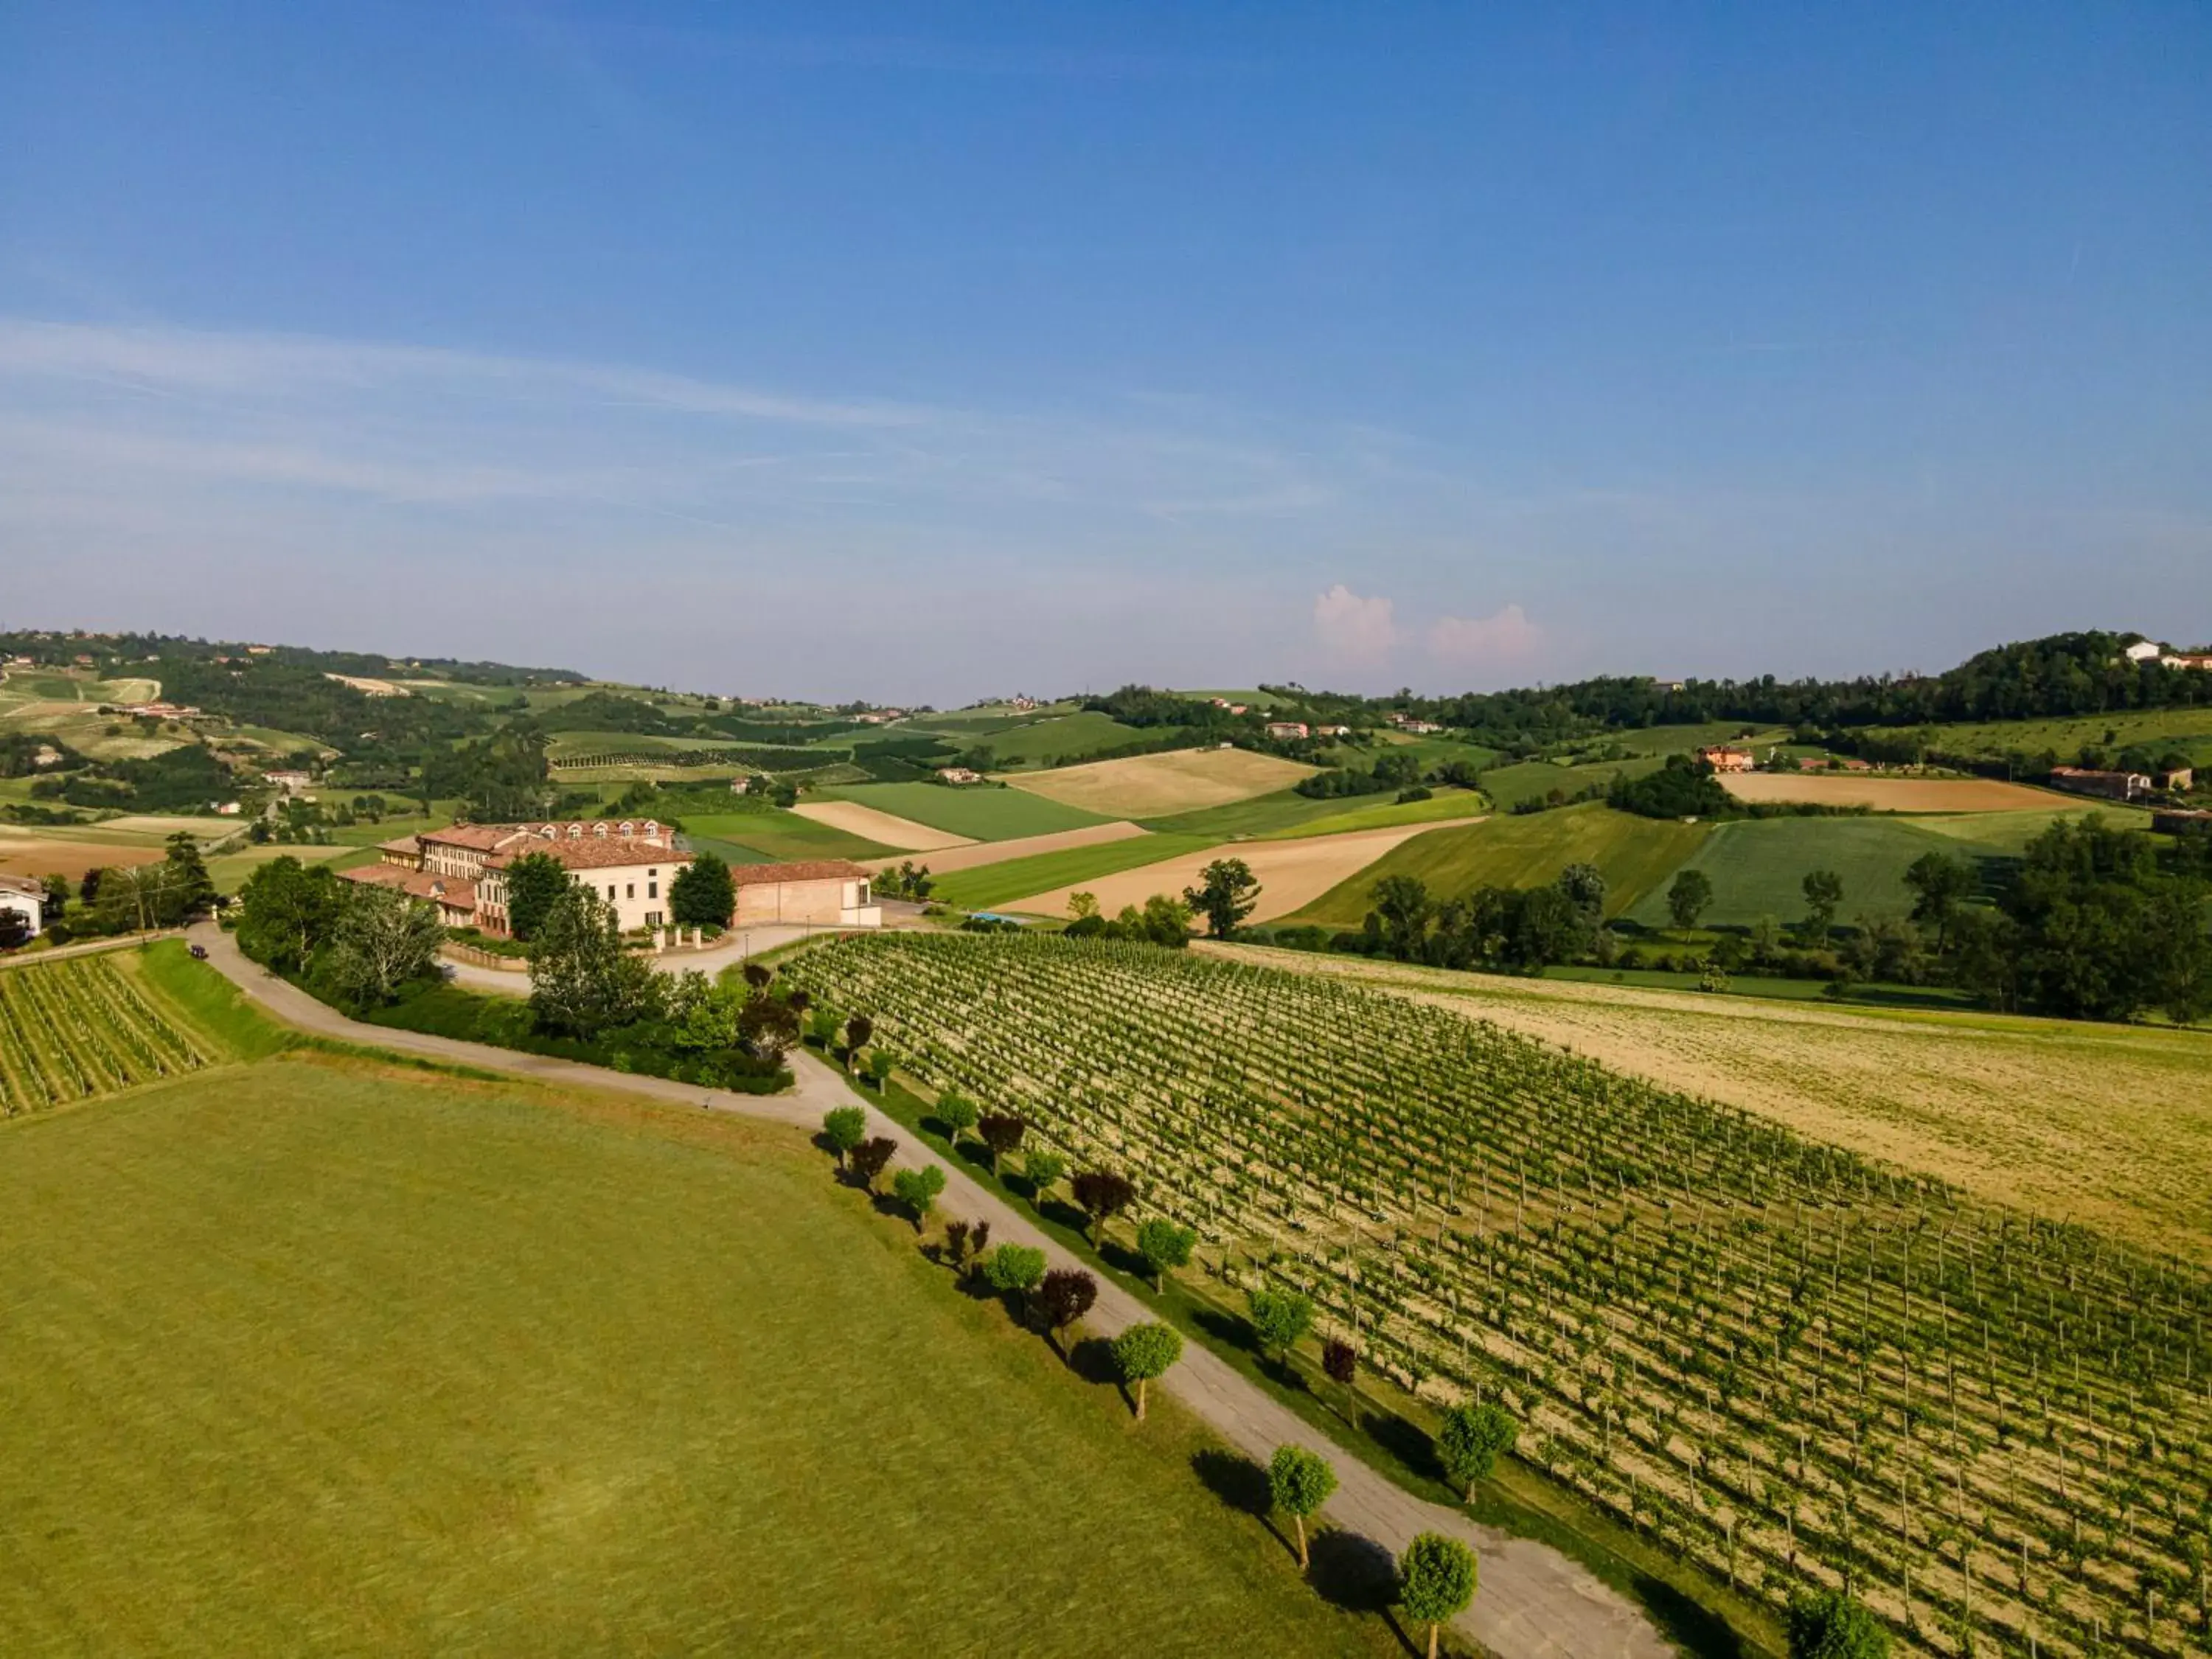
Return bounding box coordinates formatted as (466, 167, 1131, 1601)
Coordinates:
(606, 883, 616, 899)
(626, 883, 636, 900)
(647, 880, 658, 898)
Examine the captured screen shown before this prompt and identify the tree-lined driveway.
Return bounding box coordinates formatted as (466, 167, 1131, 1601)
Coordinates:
(187, 923, 1666, 1659)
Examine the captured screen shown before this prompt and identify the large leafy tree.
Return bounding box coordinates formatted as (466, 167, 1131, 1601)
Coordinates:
(1368, 874, 1432, 960)
(324, 884, 443, 1006)
(526, 885, 663, 1039)
(1183, 857, 1262, 939)
(1246, 1288, 1315, 1361)
(1435, 1402, 1519, 1500)
(162, 830, 216, 914)
(502, 852, 571, 943)
(1801, 869, 1844, 939)
(236, 855, 345, 972)
(1666, 867, 1714, 930)
(1267, 1445, 1338, 1571)
(1902, 850, 1976, 949)
(667, 852, 735, 928)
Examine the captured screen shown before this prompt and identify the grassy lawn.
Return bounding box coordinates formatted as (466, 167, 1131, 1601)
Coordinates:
(1863, 706, 2212, 766)
(1288, 804, 1706, 928)
(1252, 788, 1486, 839)
(818, 780, 1112, 841)
(1141, 787, 1483, 841)
(1474, 754, 1664, 810)
(975, 709, 1146, 765)
(1622, 813, 1982, 929)
(0, 1050, 1406, 1657)
(680, 807, 894, 864)
(931, 832, 1217, 912)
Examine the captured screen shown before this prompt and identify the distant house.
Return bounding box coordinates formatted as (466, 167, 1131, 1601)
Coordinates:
(119, 701, 201, 720)
(1829, 756, 1874, 772)
(936, 766, 984, 785)
(2124, 640, 2164, 663)
(2152, 807, 2212, 835)
(1698, 746, 1756, 773)
(1652, 678, 1687, 693)
(728, 776, 755, 795)
(2049, 766, 2151, 802)
(2162, 653, 2212, 672)
(1008, 695, 1040, 712)
(212, 801, 243, 815)
(2158, 765, 2194, 793)
(730, 860, 880, 930)
(1315, 724, 1352, 737)
(363, 819, 690, 934)
(1265, 721, 1310, 740)
(264, 770, 313, 793)
(0, 874, 45, 942)
(1388, 713, 1444, 735)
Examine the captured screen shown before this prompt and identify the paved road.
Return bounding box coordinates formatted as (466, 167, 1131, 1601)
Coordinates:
(190, 922, 1667, 1659)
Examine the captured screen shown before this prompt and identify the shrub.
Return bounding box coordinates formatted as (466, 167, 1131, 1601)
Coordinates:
(821, 1105, 867, 1168)
(1436, 1402, 1519, 1500)
(1110, 1321, 1183, 1420)
(1398, 1533, 1477, 1659)
(1267, 1445, 1338, 1571)
(1247, 1287, 1315, 1360)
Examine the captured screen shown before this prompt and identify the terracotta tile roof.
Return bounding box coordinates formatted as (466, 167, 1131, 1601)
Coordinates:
(728, 859, 870, 886)
(378, 833, 427, 854)
(488, 838, 690, 873)
(339, 865, 478, 908)
(420, 824, 529, 852)
(0, 872, 45, 897)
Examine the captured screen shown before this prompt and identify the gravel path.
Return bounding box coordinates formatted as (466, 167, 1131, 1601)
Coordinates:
(189, 922, 1668, 1659)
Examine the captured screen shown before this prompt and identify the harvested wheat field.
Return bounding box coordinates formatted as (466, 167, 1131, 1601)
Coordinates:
(1002, 748, 1315, 818)
(1004, 820, 1482, 925)
(866, 820, 1147, 875)
(1209, 942, 2212, 1263)
(0, 835, 167, 881)
(1719, 773, 2065, 811)
(790, 801, 975, 852)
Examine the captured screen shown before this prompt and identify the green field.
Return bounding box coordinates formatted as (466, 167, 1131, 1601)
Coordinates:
(1136, 789, 1361, 839)
(931, 832, 1216, 911)
(1288, 803, 1708, 928)
(1253, 788, 1486, 839)
(0, 961, 1403, 1655)
(678, 806, 894, 865)
(1866, 706, 2212, 767)
(970, 709, 1146, 766)
(1474, 754, 1665, 810)
(818, 781, 1113, 841)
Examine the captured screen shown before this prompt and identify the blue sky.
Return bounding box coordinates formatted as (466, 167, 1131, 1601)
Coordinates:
(3, 2, 2208, 702)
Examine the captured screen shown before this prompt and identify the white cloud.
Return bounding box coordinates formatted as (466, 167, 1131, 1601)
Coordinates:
(1312, 584, 1399, 664)
(1427, 603, 1543, 668)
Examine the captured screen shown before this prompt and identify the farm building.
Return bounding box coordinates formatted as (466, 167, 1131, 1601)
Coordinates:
(2152, 807, 2212, 835)
(2124, 640, 2163, 662)
(1265, 721, 1310, 740)
(2049, 766, 2152, 802)
(372, 819, 692, 933)
(0, 874, 45, 941)
(936, 767, 984, 785)
(2160, 652, 2212, 671)
(1698, 745, 1756, 773)
(2160, 766, 2195, 793)
(731, 860, 881, 930)
(263, 770, 314, 793)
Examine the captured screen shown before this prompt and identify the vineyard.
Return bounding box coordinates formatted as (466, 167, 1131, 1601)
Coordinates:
(785, 933, 2212, 1657)
(0, 955, 212, 1115)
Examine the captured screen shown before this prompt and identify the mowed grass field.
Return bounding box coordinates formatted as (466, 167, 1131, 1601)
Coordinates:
(1214, 941, 2212, 1265)
(818, 780, 1111, 841)
(973, 709, 1146, 765)
(1288, 804, 1706, 928)
(1005, 748, 1316, 818)
(678, 807, 894, 866)
(1862, 705, 2212, 767)
(1719, 773, 2067, 811)
(931, 832, 1215, 911)
(0, 1001, 1399, 1654)
(1475, 754, 1665, 810)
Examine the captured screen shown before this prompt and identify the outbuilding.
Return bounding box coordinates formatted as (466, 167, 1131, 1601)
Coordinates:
(730, 860, 881, 929)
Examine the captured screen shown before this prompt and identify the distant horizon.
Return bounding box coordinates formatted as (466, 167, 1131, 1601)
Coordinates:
(4, 4, 2208, 701)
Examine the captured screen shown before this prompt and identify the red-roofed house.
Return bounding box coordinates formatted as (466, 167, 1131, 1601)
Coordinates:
(731, 860, 880, 929)
(1698, 746, 1756, 773)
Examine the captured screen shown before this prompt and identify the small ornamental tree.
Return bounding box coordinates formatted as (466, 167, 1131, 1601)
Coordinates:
(966, 1220, 990, 1273)
(1785, 1589, 1890, 1659)
(849, 1136, 897, 1193)
(891, 1164, 946, 1233)
(1023, 1149, 1068, 1206)
(742, 961, 773, 990)
(1247, 1288, 1315, 1362)
(1436, 1402, 1519, 1500)
(1135, 1218, 1197, 1291)
(1071, 1169, 1135, 1248)
(1399, 1532, 1477, 1659)
(667, 852, 735, 929)
(1035, 1267, 1098, 1355)
(1322, 1339, 1359, 1416)
(863, 1048, 894, 1090)
(983, 1243, 1048, 1316)
(978, 1113, 1027, 1175)
(821, 1106, 867, 1169)
(942, 1219, 973, 1276)
(1267, 1445, 1338, 1571)
(1111, 1321, 1183, 1421)
(843, 1015, 873, 1068)
(805, 1006, 839, 1048)
(935, 1090, 979, 1147)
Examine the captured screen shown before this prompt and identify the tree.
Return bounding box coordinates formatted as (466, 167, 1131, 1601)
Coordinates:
(1902, 850, 1976, 950)
(667, 852, 735, 928)
(1111, 1321, 1183, 1420)
(1667, 868, 1714, 931)
(162, 830, 215, 915)
(0, 909, 30, 950)
(982, 1243, 1047, 1316)
(1183, 857, 1262, 939)
(1436, 1402, 1519, 1500)
(1398, 1532, 1477, 1659)
(1785, 1588, 1889, 1659)
(236, 855, 344, 973)
(737, 992, 799, 1062)
(843, 1015, 873, 1068)
(503, 852, 571, 944)
(742, 961, 773, 990)
(1248, 1287, 1315, 1361)
(849, 1136, 897, 1192)
(821, 1105, 867, 1169)
(1369, 874, 1432, 960)
(891, 1164, 946, 1232)
(527, 886, 663, 1039)
(977, 1112, 1027, 1175)
(1802, 869, 1844, 939)
(78, 866, 105, 907)
(934, 1090, 978, 1147)
(1067, 891, 1100, 921)
(1556, 861, 1607, 940)
(1035, 1267, 1097, 1355)
(1023, 1148, 1068, 1206)
(1322, 1339, 1358, 1416)
(1071, 1168, 1135, 1248)
(863, 1048, 894, 1090)
(1135, 1218, 1196, 1291)
(1268, 1445, 1338, 1571)
(324, 884, 442, 1006)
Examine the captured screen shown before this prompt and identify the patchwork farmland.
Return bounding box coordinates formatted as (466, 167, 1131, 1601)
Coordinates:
(788, 931, 2212, 1658)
